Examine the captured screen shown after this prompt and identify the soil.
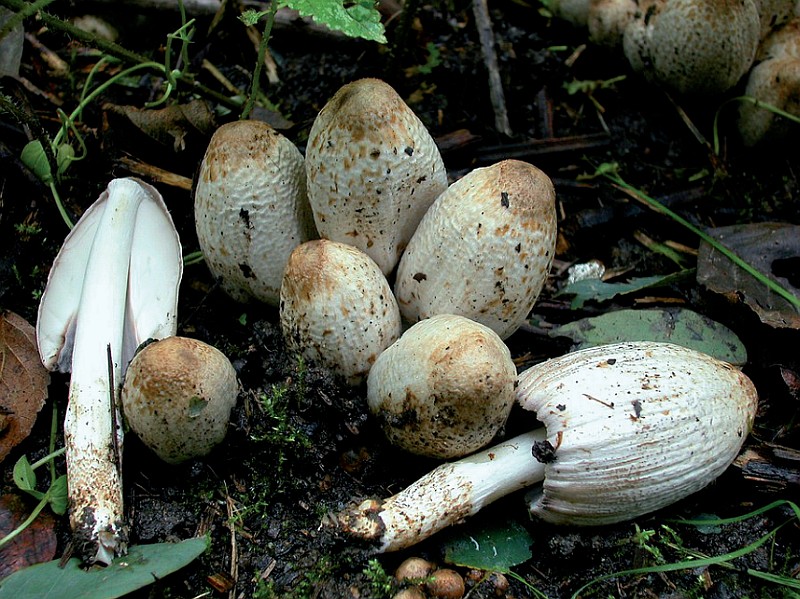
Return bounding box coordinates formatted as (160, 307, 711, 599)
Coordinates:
(1, 1, 800, 598)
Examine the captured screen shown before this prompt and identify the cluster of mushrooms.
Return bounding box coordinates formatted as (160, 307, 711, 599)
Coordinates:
(548, 0, 800, 145)
(192, 78, 759, 552)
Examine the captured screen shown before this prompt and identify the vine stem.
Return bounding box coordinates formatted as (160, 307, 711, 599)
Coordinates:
(240, 3, 279, 121)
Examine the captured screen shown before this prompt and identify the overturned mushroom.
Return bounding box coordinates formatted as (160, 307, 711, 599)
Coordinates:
(195, 120, 317, 306)
(280, 239, 402, 386)
(332, 342, 758, 552)
(367, 314, 517, 459)
(121, 336, 238, 465)
(305, 78, 449, 276)
(36, 177, 182, 564)
(394, 159, 556, 340)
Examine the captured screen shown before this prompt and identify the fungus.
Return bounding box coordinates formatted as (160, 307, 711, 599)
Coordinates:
(332, 342, 758, 552)
(305, 78, 449, 276)
(367, 314, 517, 459)
(121, 336, 238, 465)
(36, 177, 182, 564)
(394, 159, 556, 340)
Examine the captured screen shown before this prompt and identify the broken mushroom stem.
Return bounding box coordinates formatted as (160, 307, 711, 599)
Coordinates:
(332, 429, 548, 553)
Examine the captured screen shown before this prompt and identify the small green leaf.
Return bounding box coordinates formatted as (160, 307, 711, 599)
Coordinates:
(557, 270, 693, 309)
(239, 8, 268, 26)
(283, 0, 387, 43)
(0, 537, 209, 599)
(47, 475, 69, 516)
(442, 519, 533, 574)
(12, 456, 37, 493)
(188, 396, 208, 418)
(55, 143, 75, 177)
(20, 141, 53, 184)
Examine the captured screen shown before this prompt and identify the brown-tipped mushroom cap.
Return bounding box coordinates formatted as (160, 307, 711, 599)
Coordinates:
(279, 239, 402, 386)
(121, 336, 238, 465)
(394, 159, 556, 341)
(367, 314, 517, 459)
(305, 78, 448, 276)
(622, 0, 761, 95)
(195, 120, 317, 306)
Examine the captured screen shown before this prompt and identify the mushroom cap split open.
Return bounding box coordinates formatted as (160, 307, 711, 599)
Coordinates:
(121, 336, 238, 465)
(367, 314, 517, 459)
(394, 159, 556, 340)
(517, 341, 759, 525)
(279, 239, 402, 386)
(194, 120, 317, 306)
(622, 0, 761, 95)
(305, 78, 449, 276)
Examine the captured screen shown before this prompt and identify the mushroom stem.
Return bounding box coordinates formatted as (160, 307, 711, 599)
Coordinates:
(333, 429, 547, 552)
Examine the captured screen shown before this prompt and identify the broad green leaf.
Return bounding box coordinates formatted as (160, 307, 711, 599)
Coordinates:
(12, 456, 37, 495)
(442, 519, 533, 573)
(548, 308, 747, 365)
(0, 537, 209, 598)
(282, 0, 387, 43)
(47, 476, 68, 516)
(557, 270, 693, 309)
(55, 143, 75, 178)
(20, 141, 53, 185)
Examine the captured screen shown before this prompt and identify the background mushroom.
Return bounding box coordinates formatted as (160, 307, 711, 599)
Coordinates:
(394, 159, 556, 340)
(194, 120, 317, 306)
(279, 239, 402, 386)
(367, 314, 517, 459)
(333, 342, 758, 552)
(121, 336, 238, 465)
(304, 78, 449, 276)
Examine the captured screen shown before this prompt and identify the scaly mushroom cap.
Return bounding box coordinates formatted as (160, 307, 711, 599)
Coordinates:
(305, 78, 449, 276)
(195, 120, 317, 305)
(622, 0, 761, 95)
(394, 159, 556, 340)
(517, 342, 759, 525)
(280, 239, 402, 386)
(587, 0, 640, 47)
(738, 17, 800, 146)
(121, 336, 238, 465)
(367, 314, 517, 459)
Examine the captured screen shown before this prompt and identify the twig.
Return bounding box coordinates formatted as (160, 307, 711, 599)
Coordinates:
(471, 0, 512, 136)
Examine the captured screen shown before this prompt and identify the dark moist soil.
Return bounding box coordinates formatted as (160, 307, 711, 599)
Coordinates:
(2, 1, 800, 598)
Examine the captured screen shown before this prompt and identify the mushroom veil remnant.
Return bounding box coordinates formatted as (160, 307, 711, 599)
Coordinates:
(333, 342, 758, 552)
(305, 78, 449, 276)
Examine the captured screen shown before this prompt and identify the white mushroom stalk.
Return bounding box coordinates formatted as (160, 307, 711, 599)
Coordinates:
(332, 342, 758, 552)
(36, 177, 182, 565)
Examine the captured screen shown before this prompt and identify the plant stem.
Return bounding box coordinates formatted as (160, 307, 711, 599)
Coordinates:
(240, 3, 278, 121)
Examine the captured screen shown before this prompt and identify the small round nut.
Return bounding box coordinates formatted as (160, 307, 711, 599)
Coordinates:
(425, 568, 465, 599)
(395, 557, 436, 583)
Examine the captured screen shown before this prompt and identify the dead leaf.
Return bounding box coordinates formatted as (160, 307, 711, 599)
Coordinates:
(697, 222, 800, 329)
(0, 311, 50, 463)
(0, 493, 57, 579)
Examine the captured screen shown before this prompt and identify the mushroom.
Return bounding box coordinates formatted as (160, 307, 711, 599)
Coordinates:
(304, 78, 449, 276)
(332, 342, 758, 552)
(121, 336, 238, 465)
(279, 239, 402, 386)
(367, 314, 517, 459)
(738, 17, 800, 146)
(194, 120, 317, 306)
(394, 159, 556, 341)
(36, 177, 183, 564)
(621, 0, 761, 95)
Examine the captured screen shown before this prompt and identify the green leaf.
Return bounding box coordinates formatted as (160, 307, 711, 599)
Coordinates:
(55, 143, 75, 177)
(12, 456, 38, 494)
(548, 308, 747, 365)
(442, 519, 533, 574)
(557, 269, 693, 309)
(282, 0, 387, 43)
(20, 141, 53, 184)
(47, 475, 69, 516)
(0, 537, 209, 599)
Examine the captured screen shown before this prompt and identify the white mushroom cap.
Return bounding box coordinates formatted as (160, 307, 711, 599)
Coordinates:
(587, 0, 640, 47)
(279, 239, 402, 386)
(622, 0, 761, 95)
(195, 120, 317, 306)
(394, 159, 557, 341)
(305, 78, 449, 276)
(517, 341, 759, 525)
(366, 314, 517, 459)
(121, 336, 239, 465)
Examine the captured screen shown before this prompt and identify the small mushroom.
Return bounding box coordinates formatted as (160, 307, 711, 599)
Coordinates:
(305, 78, 449, 276)
(194, 120, 317, 305)
(121, 336, 238, 465)
(622, 0, 761, 95)
(367, 314, 517, 459)
(280, 239, 402, 386)
(394, 160, 556, 341)
(333, 342, 758, 552)
(738, 17, 800, 146)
